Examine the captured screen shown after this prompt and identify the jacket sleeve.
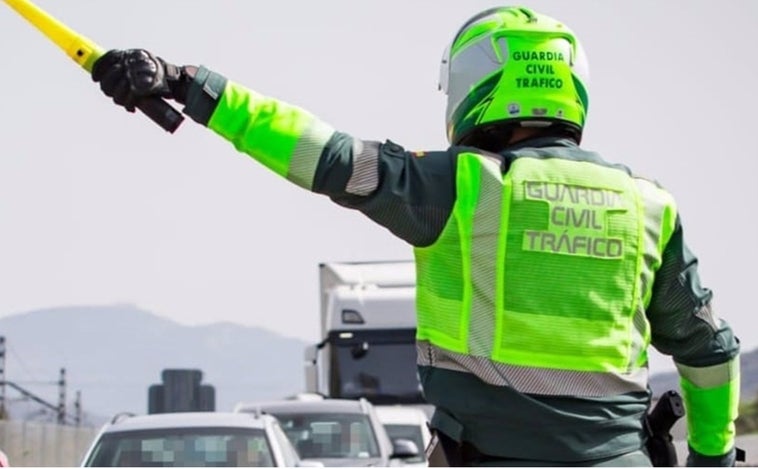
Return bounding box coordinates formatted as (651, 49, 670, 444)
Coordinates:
(646, 216, 740, 466)
(180, 66, 456, 247)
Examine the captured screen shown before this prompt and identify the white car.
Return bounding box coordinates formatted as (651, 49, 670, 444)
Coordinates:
(375, 406, 432, 466)
(80, 411, 320, 467)
(235, 398, 419, 467)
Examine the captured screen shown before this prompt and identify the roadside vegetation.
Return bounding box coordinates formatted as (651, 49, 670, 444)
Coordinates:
(737, 394, 758, 434)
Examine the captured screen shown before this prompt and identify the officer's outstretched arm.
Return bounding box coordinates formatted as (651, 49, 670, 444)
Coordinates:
(182, 67, 337, 193)
(92, 50, 336, 193)
(92, 51, 458, 246)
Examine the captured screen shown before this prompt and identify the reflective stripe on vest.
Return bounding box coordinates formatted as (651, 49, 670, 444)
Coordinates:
(415, 151, 677, 397)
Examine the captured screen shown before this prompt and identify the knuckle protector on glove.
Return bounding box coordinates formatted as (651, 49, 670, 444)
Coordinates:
(124, 49, 167, 96)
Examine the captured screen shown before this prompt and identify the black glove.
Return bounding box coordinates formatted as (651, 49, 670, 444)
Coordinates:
(92, 49, 195, 112)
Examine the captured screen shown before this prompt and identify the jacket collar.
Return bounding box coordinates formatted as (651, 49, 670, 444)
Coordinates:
(503, 136, 579, 153)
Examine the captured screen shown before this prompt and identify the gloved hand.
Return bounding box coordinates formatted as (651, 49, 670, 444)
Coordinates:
(91, 49, 195, 112)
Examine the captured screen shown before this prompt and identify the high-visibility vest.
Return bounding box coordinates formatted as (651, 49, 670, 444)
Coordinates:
(415, 150, 677, 397)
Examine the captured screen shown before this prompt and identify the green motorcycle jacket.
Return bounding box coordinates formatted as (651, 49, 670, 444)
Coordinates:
(180, 67, 740, 465)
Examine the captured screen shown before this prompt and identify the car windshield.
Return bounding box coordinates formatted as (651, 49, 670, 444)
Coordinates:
(384, 424, 426, 463)
(273, 412, 380, 460)
(333, 340, 424, 404)
(83, 427, 275, 467)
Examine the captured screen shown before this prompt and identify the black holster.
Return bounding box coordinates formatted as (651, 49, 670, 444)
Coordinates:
(645, 390, 685, 467)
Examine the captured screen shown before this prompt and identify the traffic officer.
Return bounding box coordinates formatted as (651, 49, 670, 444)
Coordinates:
(90, 6, 740, 466)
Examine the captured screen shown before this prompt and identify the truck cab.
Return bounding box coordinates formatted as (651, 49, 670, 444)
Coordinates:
(304, 261, 425, 405)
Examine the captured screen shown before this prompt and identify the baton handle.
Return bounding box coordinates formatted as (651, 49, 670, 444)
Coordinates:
(137, 98, 184, 133)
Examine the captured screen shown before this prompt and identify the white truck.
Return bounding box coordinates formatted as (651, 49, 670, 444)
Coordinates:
(304, 260, 426, 406)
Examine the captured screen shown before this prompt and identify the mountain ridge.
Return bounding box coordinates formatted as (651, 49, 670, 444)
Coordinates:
(0, 304, 308, 425)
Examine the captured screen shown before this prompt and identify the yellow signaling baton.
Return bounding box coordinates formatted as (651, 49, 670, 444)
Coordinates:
(2, 0, 184, 132)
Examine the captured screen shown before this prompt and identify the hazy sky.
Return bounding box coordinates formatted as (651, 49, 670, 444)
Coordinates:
(1, 1, 756, 372)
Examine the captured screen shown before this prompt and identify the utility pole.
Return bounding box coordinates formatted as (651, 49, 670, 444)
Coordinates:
(57, 368, 66, 425)
(0, 338, 79, 425)
(74, 390, 82, 426)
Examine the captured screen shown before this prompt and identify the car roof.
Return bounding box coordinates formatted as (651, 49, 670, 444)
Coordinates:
(374, 406, 429, 425)
(103, 412, 272, 432)
(236, 398, 372, 415)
